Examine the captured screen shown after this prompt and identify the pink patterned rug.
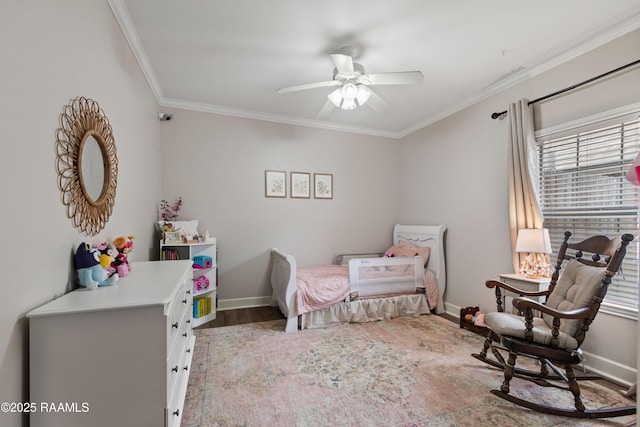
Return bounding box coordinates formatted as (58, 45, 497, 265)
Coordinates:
(182, 315, 635, 426)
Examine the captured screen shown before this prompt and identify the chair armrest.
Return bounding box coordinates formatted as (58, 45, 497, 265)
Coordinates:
(512, 297, 592, 319)
(485, 280, 550, 312)
(485, 280, 549, 297)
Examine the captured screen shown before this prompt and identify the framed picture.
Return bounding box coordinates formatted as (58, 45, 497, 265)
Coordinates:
(164, 231, 182, 244)
(314, 173, 333, 199)
(265, 170, 286, 198)
(290, 172, 310, 198)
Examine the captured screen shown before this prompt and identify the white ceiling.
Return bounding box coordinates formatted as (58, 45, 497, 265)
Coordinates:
(111, 0, 640, 138)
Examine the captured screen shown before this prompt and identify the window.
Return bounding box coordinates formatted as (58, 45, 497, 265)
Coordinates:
(536, 107, 639, 317)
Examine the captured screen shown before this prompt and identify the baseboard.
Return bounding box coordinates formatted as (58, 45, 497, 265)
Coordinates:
(218, 296, 272, 311)
(581, 350, 637, 388)
(444, 302, 637, 387)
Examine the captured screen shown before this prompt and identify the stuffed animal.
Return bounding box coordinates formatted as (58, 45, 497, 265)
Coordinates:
(112, 235, 135, 277)
(94, 241, 118, 276)
(75, 243, 119, 290)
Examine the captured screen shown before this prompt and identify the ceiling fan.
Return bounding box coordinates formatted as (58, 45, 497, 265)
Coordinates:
(277, 48, 424, 117)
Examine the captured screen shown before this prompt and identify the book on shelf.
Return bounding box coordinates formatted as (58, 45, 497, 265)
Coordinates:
(193, 296, 213, 319)
(161, 250, 180, 260)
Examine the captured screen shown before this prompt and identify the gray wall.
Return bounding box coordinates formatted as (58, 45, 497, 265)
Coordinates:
(1, 2, 161, 426)
(399, 29, 640, 384)
(158, 110, 402, 305)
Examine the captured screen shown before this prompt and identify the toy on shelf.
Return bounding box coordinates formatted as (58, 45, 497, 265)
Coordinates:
(192, 255, 212, 269)
(112, 235, 135, 277)
(74, 243, 119, 290)
(194, 275, 210, 292)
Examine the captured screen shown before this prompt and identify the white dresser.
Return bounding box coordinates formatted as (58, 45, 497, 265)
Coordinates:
(28, 260, 195, 427)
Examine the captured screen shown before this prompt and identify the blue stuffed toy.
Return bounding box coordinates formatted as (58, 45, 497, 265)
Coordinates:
(74, 243, 119, 290)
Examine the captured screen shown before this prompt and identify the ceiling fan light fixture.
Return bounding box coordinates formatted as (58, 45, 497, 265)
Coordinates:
(341, 98, 357, 110)
(356, 84, 371, 106)
(327, 88, 343, 108)
(342, 82, 358, 101)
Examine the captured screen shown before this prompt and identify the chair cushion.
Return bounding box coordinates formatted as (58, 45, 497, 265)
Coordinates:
(544, 259, 606, 337)
(484, 312, 579, 350)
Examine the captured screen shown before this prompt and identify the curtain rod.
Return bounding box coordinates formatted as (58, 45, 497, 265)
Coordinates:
(490, 58, 640, 119)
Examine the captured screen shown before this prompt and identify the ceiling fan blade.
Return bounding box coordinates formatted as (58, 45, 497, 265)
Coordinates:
(277, 80, 340, 94)
(330, 53, 354, 75)
(315, 99, 335, 120)
(364, 89, 391, 114)
(359, 71, 424, 86)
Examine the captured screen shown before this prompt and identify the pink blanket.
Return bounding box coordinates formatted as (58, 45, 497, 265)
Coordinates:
(296, 265, 350, 315)
(296, 264, 439, 315)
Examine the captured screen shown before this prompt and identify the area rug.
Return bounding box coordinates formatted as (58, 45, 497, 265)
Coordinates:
(181, 315, 636, 426)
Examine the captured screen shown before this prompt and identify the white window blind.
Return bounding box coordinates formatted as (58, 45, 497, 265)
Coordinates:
(536, 113, 639, 313)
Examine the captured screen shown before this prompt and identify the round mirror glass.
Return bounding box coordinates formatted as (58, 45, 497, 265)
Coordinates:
(80, 134, 106, 203)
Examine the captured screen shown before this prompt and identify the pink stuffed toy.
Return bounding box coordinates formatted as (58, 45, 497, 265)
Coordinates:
(112, 235, 134, 277)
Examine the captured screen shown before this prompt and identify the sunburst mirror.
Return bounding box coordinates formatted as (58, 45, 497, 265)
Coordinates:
(56, 96, 118, 236)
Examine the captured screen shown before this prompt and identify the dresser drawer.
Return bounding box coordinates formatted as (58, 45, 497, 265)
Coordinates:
(166, 285, 191, 353)
(166, 334, 195, 427)
(167, 309, 192, 399)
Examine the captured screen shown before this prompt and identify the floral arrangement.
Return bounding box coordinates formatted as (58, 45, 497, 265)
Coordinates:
(160, 197, 182, 221)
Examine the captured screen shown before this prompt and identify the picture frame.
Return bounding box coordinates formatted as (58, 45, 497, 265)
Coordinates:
(164, 231, 182, 244)
(265, 170, 286, 198)
(314, 173, 333, 199)
(290, 172, 311, 198)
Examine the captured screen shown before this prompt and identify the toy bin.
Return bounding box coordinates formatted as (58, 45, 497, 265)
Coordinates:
(192, 255, 213, 269)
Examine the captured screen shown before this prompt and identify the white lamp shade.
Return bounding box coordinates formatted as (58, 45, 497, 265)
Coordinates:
(327, 83, 371, 110)
(356, 84, 371, 106)
(515, 228, 552, 254)
(327, 88, 343, 108)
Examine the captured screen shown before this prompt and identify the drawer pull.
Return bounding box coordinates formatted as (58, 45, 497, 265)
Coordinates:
(173, 409, 180, 417)
(186, 348, 191, 354)
(182, 332, 188, 338)
(183, 365, 189, 371)
(172, 365, 178, 373)
(172, 322, 179, 329)
(182, 299, 188, 304)
(186, 290, 191, 294)
(186, 319, 191, 324)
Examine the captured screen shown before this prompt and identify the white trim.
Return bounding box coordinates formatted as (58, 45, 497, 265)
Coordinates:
(107, 0, 164, 104)
(218, 296, 272, 311)
(161, 98, 399, 139)
(581, 349, 637, 388)
(535, 102, 640, 140)
(601, 302, 639, 322)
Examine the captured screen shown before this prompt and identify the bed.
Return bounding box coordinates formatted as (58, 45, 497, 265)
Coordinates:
(270, 224, 447, 332)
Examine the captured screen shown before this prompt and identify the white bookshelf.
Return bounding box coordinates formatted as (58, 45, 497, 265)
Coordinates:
(161, 238, 217, 327)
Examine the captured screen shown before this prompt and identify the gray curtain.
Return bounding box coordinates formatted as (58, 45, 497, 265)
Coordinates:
(507, 99, 543, 272)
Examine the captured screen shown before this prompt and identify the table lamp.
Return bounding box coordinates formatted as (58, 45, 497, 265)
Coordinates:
(516, 228, 552, 278)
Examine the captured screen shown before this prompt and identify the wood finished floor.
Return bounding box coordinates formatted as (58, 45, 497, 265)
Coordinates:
(196, 305, 285, 329)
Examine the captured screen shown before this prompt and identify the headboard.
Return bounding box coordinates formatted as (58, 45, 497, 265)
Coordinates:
(393, 224, 447, 313)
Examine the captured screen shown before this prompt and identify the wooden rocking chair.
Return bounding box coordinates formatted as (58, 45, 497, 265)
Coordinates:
(472, 231, 636, 418)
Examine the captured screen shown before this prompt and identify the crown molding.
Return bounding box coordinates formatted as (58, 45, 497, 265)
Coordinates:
(108, 0, 164, 103)
(109, 0, 640, 139)
(160, 98, 400, 139)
